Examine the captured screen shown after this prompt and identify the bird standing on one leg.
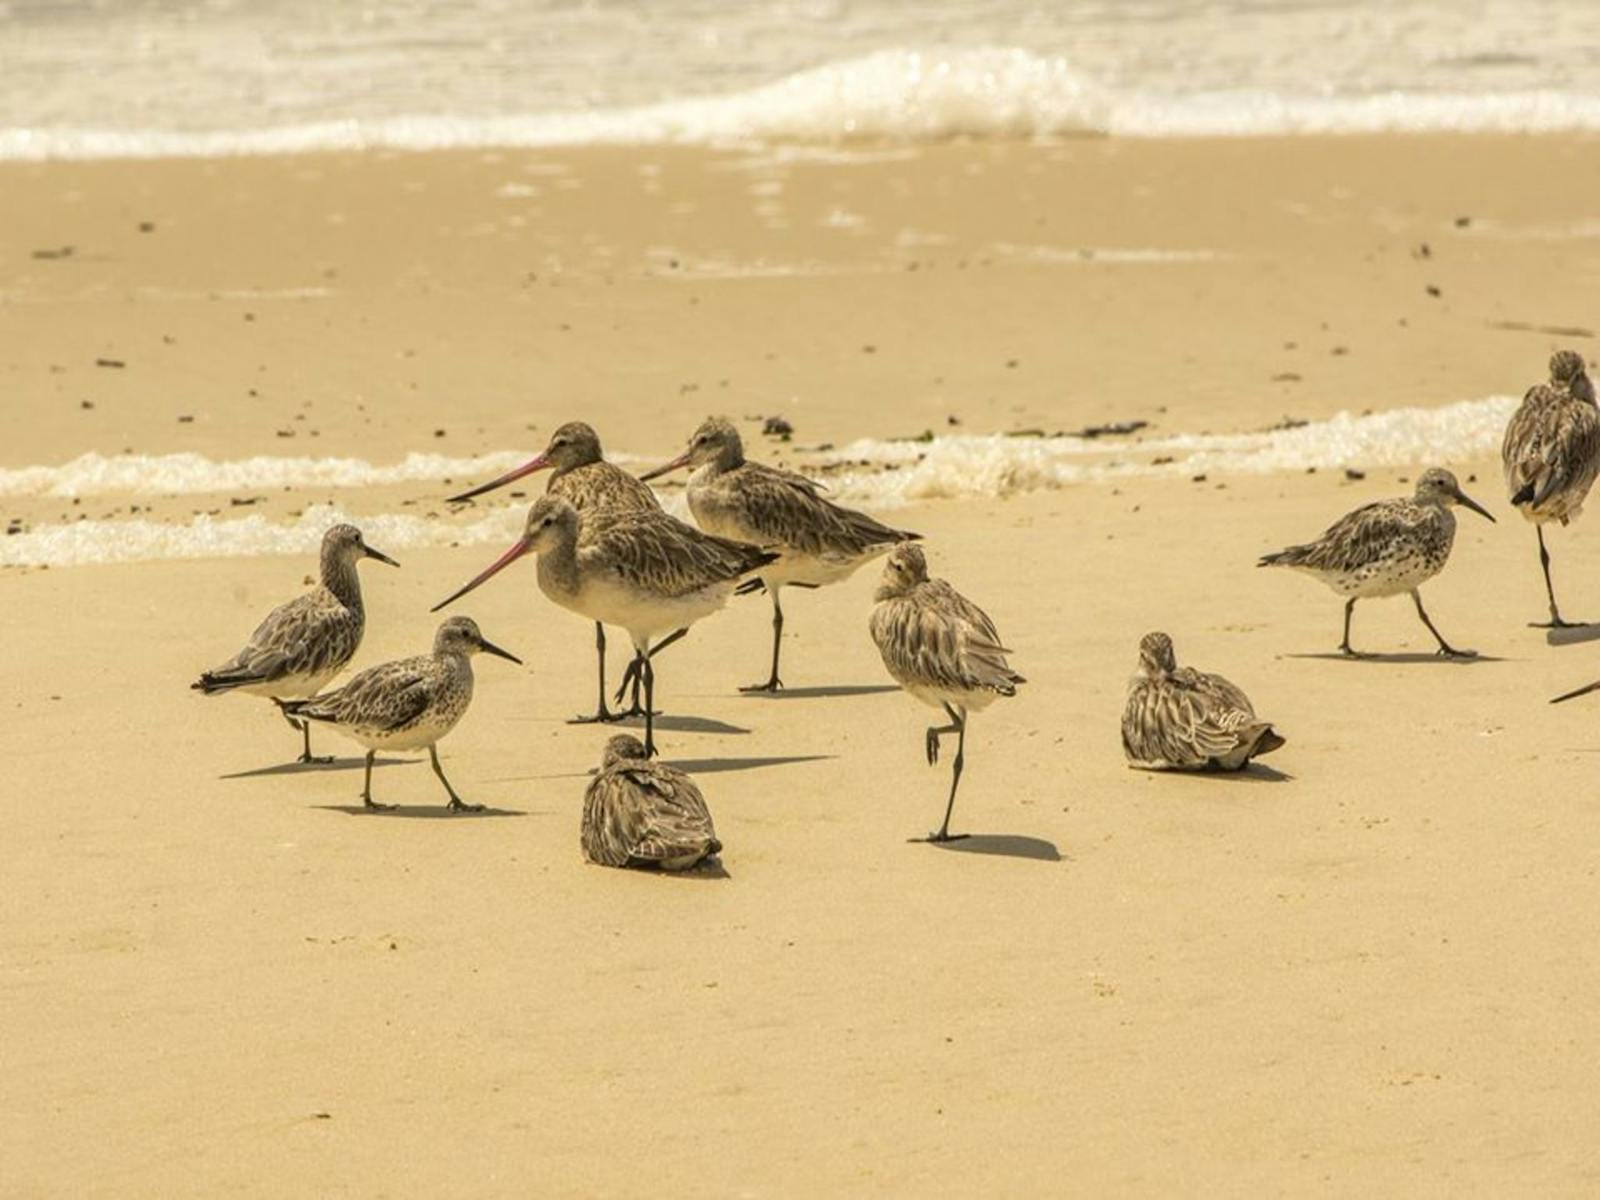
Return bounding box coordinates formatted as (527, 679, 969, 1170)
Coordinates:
(642, 416, 918, 692)
(191, 523, 398, 763)
(283, 616, 521, 811)
(869, 544, 1023, 843)
(1121, 632, 1285, 771)
(1258, 468, 1495, 658)
(446, 420, 682, 721)
(1502, 350, 1600, 628)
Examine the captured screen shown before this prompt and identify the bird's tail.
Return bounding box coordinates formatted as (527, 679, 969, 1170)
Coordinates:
(191, 669, 265, 695)
(1257, 546, 1305, 568)
(1245, 723, 1286, 758)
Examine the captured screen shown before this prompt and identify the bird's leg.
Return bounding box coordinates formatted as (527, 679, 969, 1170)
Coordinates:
(1412, 589, 1475, 658)
(569, 622, 625, 725)
(432, 745, 483, 813)
(1532, 526, 1580, 628)
(924, 703, 963, 765)
(274, 698, 332, 764)
(1338, 597, 1365, 658)
(641, 652, 658, 758)
(361, 750, 395, 811)
(614, 628, 686, 716)
(914, 705, 970, 844)
(740, 586, 785, 693)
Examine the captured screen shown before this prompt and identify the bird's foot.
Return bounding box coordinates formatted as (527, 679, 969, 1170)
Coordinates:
(739, 677, 784, 694)
(298, 752, 335, 765)
(567, 708, 627, 725)
(362, 797, 397, 811)
(1338, 645, 1371, 660)
(1437, 645, 1478, 659)
(925, 729, 941, 766)
(908, 831, 970, 844)
(447, 798, 485, 813)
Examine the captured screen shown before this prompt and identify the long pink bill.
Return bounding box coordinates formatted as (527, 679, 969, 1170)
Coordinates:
(432, 537, 533, 613)
(637, 450, 692, 483)
(446, 453, 551, 503)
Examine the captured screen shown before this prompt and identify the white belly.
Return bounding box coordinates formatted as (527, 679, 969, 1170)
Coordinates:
(564, 575, 733, 649)
(235, 669, 338, 701)
(907, 682, 1000, 714)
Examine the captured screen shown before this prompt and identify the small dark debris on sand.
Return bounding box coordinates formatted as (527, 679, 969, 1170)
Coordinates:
(1345, 468, 1366, 481)
(177, 414, 194, 423)
(1487, 319, 1595, 339)
(138, 221, 155, 233)
(79, 400, 94, 410)
(762, 415, 793, 437)
(1263, 416, 1309, 432)
(230, 496, 264, 507)
(1272, 372, 1302, 383)
(1007, 428, 1047, 438)
(1071, 419, 1148, 439)
(1191, 474, 1207, 483)
(1454, 215, 1472, 228)
(32, 246, 73, 260)
(95, 358, 125, 369)
(1425, 284, 1442, 297)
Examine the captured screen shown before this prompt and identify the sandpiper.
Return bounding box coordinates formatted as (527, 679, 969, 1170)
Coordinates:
(447, 420, 679, 721)
(282, 616, 521, 811)
(1121, 632, 1285, 771)
(1502, 350, 1600, 627)
(432, 496, 776, 756)
(581, 734, 722, 870)
(642, 416, 919, 691)
(192, 523, 398, 762)
(869, 544, 1024, 843)
(1258, 468, 1494, 657)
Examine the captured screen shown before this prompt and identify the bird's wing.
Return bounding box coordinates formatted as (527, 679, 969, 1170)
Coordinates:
(1122, 671, 1259, 766)
(295, 657, 436, 731)
(871, 582, 1022, 695)
(582, 511, 776, 597)
(724, 464, 912, 560)
(205, 590, 356, 687)
(1267, 499, 1430, 573)
(1503, 387, 1600, 508)
(582, 765, 717, 865)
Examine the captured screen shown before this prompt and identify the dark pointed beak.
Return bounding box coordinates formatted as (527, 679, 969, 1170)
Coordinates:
(475, 636, 523, 666)
(638, 450, 693, 483)
(1455, 489, 1496, 523)
(431, 536, 533, 612)
(364, 545, 400, 567)
(447, 452, 551, 503)
(1551, 679, 1600, 704)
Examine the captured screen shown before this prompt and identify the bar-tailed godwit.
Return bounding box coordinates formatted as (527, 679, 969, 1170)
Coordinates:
(1121, 632, 1284, 770)
(869, 544, 1024, 843)
(643, 416, 918, 691)
(1502, 350, 1600, 627)
(283, 616, 520, 811)
(192, 523, 398, 763)
(1258, 468, 1494, 657)
(447, 420, 677, 721)
(581, 734, 721, 870)
(432, 496, 776, 756)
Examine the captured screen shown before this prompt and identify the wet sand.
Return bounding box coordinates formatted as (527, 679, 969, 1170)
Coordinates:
(5, 135, 1600, 1195)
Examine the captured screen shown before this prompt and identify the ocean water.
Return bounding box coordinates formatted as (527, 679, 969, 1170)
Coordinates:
(3, 0, 1600, 158)
(1, 397, 1519, 567)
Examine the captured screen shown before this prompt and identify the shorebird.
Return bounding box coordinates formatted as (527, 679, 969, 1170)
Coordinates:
(869, 544, 1024, 843)
(282, 616, 521, 811)
(1502, 350, 1600, 627)
(446, 420, 679, 722)
(581, 734, 722, 870)
(432, 496, 776, 756)
(642, 416, 919, 691)
(1121, 632, 1285, 770)
(192, 523, 398, 762)
(1257, 467, 1495, 658)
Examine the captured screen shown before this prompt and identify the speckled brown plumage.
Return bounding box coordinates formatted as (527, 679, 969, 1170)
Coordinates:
(1121, 632, 1284, 771)
(1258, 467, 1494, 656)
(869, 544, 1023, 843)
(192, 523, 398, 762)
(1501, 350, 1600, 625)
(581, 734, 721, 870)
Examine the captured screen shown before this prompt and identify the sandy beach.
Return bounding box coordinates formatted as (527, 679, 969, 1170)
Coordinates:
(7, 135, 1600, 1195)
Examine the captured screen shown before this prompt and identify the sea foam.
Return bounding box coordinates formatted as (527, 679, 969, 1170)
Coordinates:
(8, 47, 1600, 162)
(1, 396, 1519, 568)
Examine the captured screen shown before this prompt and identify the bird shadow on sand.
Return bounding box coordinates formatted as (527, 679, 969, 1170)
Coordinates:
(738, 684, 901, 700)
(1286, 651, 1507, 665)
(659, 754, 834, 775)
(617, 858, 732, 881)
(1544, 623, 1600, 647)
(311, 803, 527, 819)
(920, 834, 1063, 862)
(610, 714, 752, 736)
(219, 756, 413, 781)
(1181, 762, 1295, 783)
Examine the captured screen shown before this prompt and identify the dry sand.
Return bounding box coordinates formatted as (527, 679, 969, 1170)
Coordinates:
(5, 135, 1600, 1195)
